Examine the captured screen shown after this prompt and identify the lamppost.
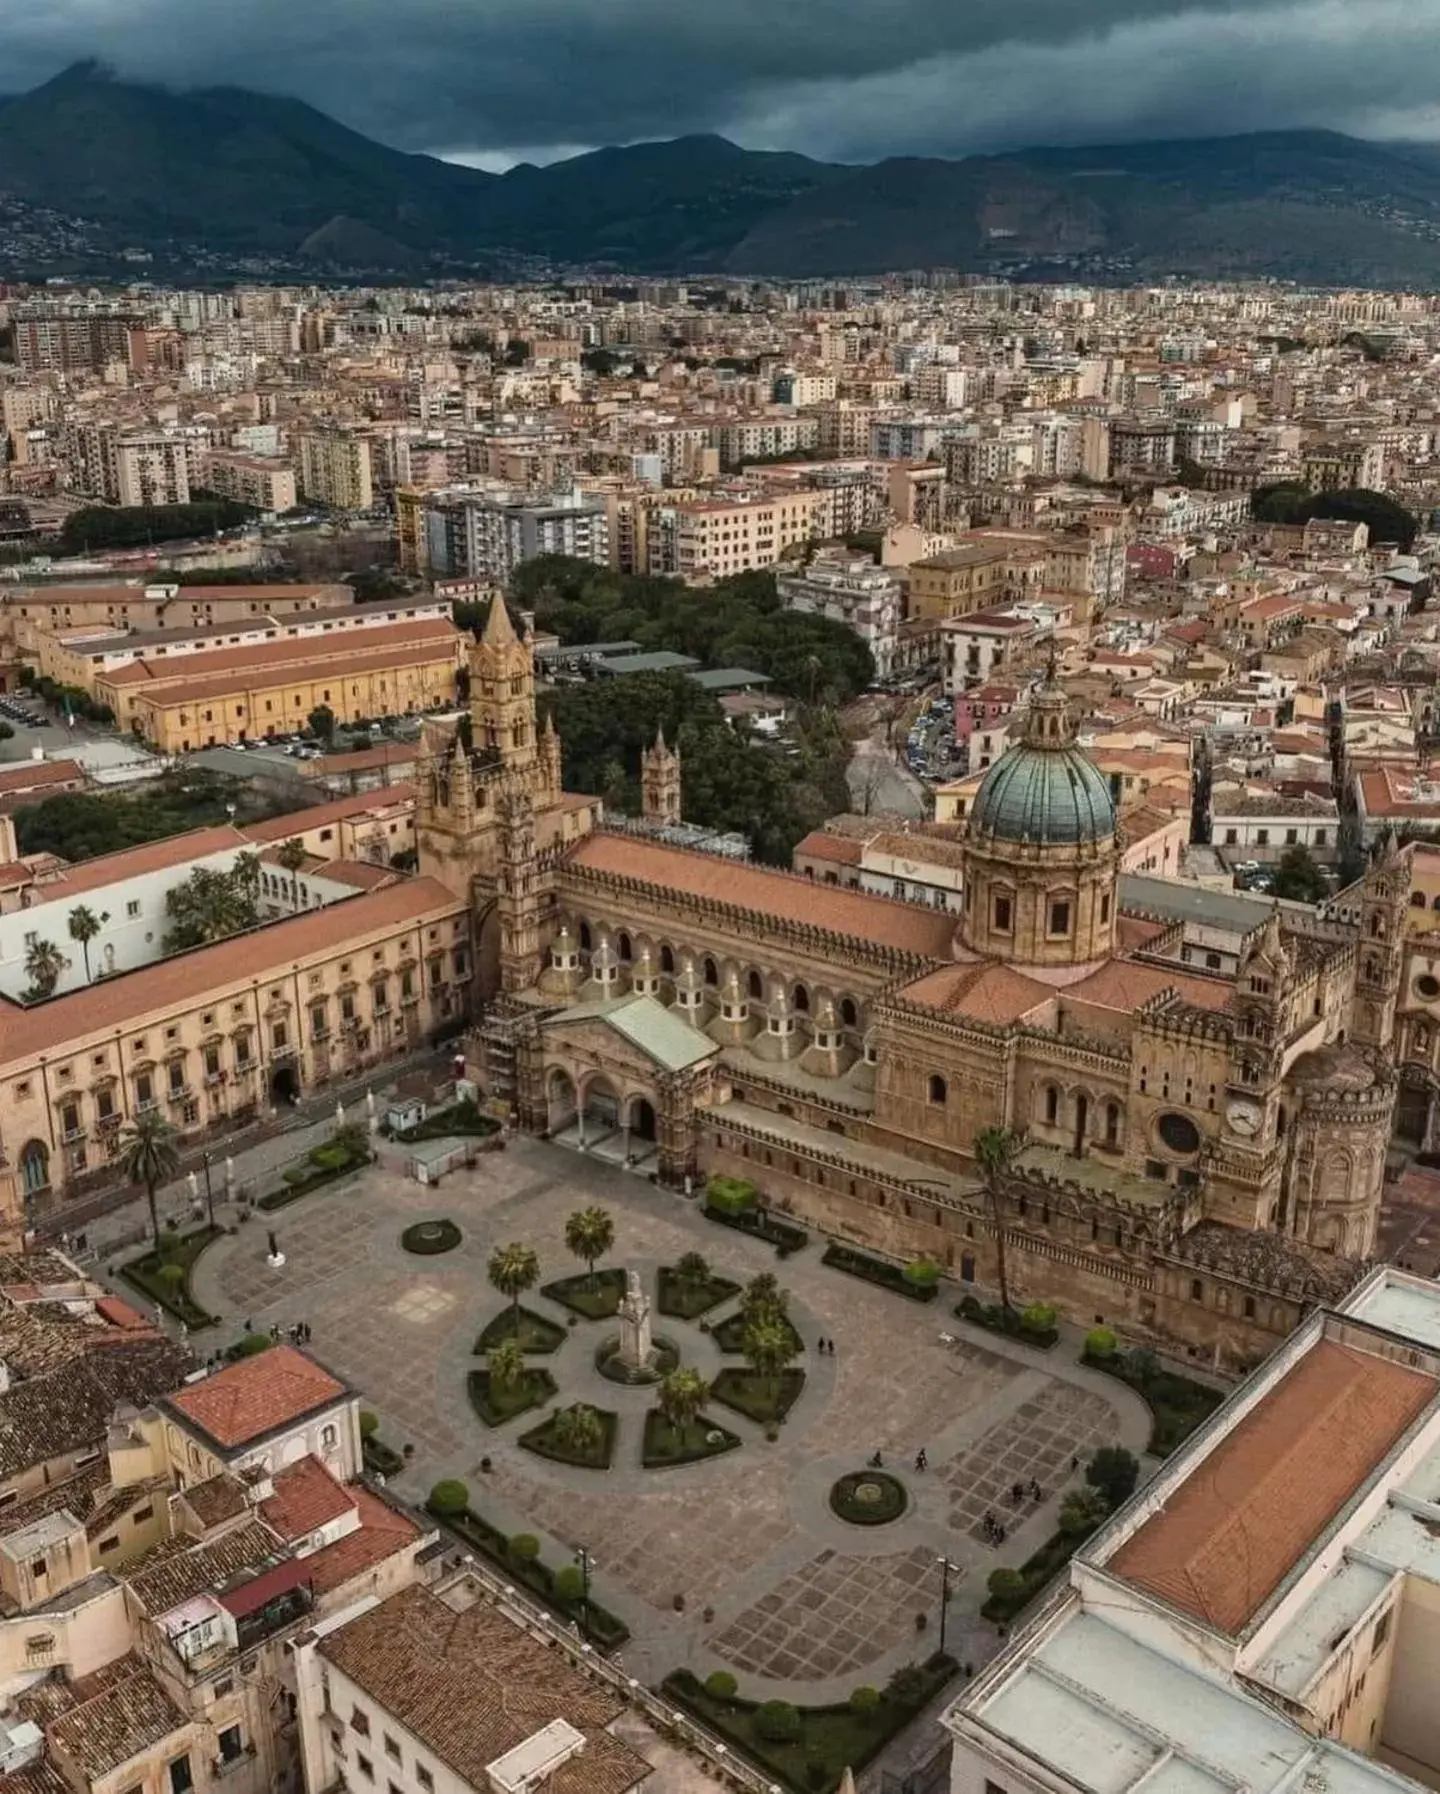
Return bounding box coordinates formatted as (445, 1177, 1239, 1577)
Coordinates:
(575, 1545, 595, 1617)
(937, 1555, 960, 1658)
(201, 1150, 215, 1230)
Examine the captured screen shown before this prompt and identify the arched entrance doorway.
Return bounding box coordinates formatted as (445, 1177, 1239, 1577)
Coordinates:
(630, 1097, 657, 1142)
(270, 1063, 300, 1106)
(19, 1141, 49, 1200)
(1396, 1071, 1436, 1150)
(547, 1069, 578, 1137)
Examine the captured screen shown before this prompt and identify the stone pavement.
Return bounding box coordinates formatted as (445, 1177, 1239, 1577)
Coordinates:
(173, 1136, 1153, 1722)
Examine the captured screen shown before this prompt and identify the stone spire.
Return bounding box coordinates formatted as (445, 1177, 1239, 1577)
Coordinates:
(482, 594, 518, 647)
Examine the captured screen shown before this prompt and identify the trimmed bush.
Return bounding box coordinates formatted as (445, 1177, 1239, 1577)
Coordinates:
(467, 1367, 557, 1427)
(509, 1534, 540, 1562)
(829, 1470, 908, 1526)
(755, 1702, 802, 1745)
(401, 1219, 462, 1256)
(903, 1258, 942, 1290)
(231, 1333, 272, 1358)
(258, 1146, 370, 1211)
(702, 1199, 808, 1255)
(473, 1306, 566, 1355)
(957, 1294, 1059, 1349)
(359, 1410, 379, 1439)
(824, 1241, 939, 1302)
(428, 1479, 469, 1516)
(706, 1671, 739, 1700)
(1022, 1302, 1057, 1333)
(553, 1565, 585, 1603)
(121, 1224, 221, 1330)
(1085, 1326, 1118, 1357)
(518, 1405, 618, 1471)
(707, 1175, 758, 1216)
(657, 1262, 741, 1320)
(1087, 1446, 1140, 1508)
(1082, 1345, 1223, 1456)
(642, 1411, 742, 1469)
(540, 1266, 627, 1320)
(850, 1686, 880, 1715)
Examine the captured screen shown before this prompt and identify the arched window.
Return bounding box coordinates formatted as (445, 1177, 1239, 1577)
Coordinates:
(1104, 1102, 1121, 1147)
(19, 1141, 48, 1196)
(320, 1424, 338, 1451)
(703, 956, 718, 987)
(747, 970, 763, 1000)
(1432, 895, 1440, 912)
(1100, 892, 1111, 924)
(1190, 1278, 1204, 1302)
(617, 932, 632, 961)
(928, 1073, 948, 1106)
(1412, 891, 1428, 909)
(660, 945, 675, 975)
(1044, 1086, 1059, 1125)
(840, 997, 858, 1028)
(792, 983, 810, 1013)
(578, 921, 593, 952)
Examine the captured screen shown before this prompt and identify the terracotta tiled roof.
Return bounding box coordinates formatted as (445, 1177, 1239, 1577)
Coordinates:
(132, 640, 459, 709)
(183, 1472, 251, 1529)
(125, 1519, 282, 1613)
(0, 759, 84, 797)
(1066, 958, 1233, 1014)
(0, 876, 460, 1068)
(303, 1485, 419, 1594)
(42, 1655, 189, 1780)
(243, 785, 416, 842)
(319, 1584, 648, 1794)
(0, 1337, 193, 1480)
(793, 830, 865, 866)
(1109, 1339, 1435, 1635)
(565, 833, 955, 960)
(899, 961, 1055, 1025)
(104, 618, 458, 688)
(261, 1455, 355, 1543)
(165, 1345, 346, 1451)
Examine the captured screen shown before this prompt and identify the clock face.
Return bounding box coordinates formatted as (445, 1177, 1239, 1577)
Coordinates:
(1226, 1101, 1261, 1137)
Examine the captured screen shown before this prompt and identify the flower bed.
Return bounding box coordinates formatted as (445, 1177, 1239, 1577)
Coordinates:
(702, 1203, 809, 1257)
(661, 1655, 956, 1794)
(427, 1501, 629, 1650)
(1082, 1349, 1223, 1456)
(121, 1225, 222, 1330)
(539, 1266, 627, 1320)
(466, 1367, 558, 1426)
(518, 1405, 619, 1470)
(473, 1306, 567, 1355)
(257, 1147, 370, 1211)
(363, 1435, 405, 1478)
(642, 1411, 742, 1469)
(656, 1264, 741, 1320)
(393, 1097, 499, 1143)
(955, 1295, 1059, 1350)
(401, 1219, 462, 1256)
(710, 1367, 806, 1426)
(711, 1310, 805, 1357)
(981, 1528, 1078, 1624)
(822, 1242, 940, 1302)
(829, 1470, 908, 1526)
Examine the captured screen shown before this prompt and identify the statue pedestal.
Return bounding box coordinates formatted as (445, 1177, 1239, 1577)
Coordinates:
(616, 1269, 655, 1375)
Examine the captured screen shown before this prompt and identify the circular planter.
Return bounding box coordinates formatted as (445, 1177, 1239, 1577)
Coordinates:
(400, 1219, 462, 1256)
(829, 1470, 908, 1526)
(594, 1333, 680, 1386)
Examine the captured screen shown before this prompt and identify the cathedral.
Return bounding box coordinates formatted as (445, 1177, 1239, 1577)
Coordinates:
(419, 600, 1411, 1370)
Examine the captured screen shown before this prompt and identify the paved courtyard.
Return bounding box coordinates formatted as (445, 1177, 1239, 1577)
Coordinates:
(185, 1136, 1151, 1699)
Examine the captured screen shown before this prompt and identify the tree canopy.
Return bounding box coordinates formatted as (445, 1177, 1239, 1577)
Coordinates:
(483, 554, 874, 704)
(1250, 484, 1418, 550)
(1269, 844, 1329, 904)
(59, 498, 256, 554)
(14, 772, 253, 862)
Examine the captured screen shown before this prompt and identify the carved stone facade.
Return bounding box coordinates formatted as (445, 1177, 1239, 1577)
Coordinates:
(421, 606, 1405, 1372)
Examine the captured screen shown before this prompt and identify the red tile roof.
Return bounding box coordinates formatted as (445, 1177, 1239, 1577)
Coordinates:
(1110, 1339, 1434, 1634)
(261, 1455, 355, 1542)
(900, 961, 1055, 1025)
(304, 1485, 419, 1594)
(164, 1345, 346, 1450)
(565, 833, 955, 959)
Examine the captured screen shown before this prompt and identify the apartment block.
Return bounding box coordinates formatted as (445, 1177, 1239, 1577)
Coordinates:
(777, 550, 904, 677)
(297, 431, 375, 511)
(198, 449, 297, 514)
(421, 487, 609, 582)
(648, 489, 827, 580)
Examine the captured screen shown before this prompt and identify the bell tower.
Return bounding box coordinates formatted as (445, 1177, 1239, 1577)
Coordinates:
(472, 596, 539, 778)
(1351, 829, 1410, 1051)
(641, 727, 682, 827)
(496, 779, 544, 994)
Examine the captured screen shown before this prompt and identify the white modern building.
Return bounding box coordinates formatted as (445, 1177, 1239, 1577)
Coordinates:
(423, 486, 609, 583)
(776, 551, 904, 679)
(944, 1268, 1440, 1794)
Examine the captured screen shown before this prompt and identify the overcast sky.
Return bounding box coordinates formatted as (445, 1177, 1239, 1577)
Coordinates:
(6, 0, 1440, 167)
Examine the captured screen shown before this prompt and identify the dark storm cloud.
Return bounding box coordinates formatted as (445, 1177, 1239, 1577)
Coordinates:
(4, 0, 1438, 162)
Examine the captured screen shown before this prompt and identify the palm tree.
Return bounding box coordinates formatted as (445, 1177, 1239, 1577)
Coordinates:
(23, 937, 68, 1000)
(275, 837, 307, 908)
(552, 1403, 602, 1456)
(742, 1318, 795, 1406)
(658, 1366, 709, 1437)
(488, 1242, 540, 1328)
(974, 1124, 1019, 1314)
(487, 1338, 527, 1392)
(740, 1272, 787, 1327)
(564, 1206, 615, 1292)
(66, 905, 107, 983)
(119, 1110, 181, 1249)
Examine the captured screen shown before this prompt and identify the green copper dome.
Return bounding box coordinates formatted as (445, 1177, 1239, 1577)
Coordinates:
(969, 675, 1116, 845)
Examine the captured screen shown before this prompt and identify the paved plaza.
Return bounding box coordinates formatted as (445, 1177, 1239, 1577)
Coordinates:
(183, 1136, 1152, 1700)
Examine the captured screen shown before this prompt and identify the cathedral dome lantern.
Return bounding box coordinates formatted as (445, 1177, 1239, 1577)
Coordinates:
(959, 665, 1120, 975)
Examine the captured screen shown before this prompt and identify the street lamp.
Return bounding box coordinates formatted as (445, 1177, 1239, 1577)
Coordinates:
(937, 1555, 960, 1658)
(575, 1545, 595, 1617)
(201, 1150, 215, 1230)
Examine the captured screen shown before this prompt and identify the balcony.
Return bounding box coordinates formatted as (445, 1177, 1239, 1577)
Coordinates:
(61, 1125, 86, 1145)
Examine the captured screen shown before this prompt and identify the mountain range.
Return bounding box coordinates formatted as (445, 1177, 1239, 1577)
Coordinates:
(8, 63, 1440, 282)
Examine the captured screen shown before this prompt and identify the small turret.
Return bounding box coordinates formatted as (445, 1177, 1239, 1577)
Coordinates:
(641, 726, 683, 828)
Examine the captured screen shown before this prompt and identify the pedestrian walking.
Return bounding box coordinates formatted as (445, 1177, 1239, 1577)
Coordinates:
(915, 1448, 928, 1471)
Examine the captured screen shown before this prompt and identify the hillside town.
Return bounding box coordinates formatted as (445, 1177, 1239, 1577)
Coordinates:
(2, 274, 1440, 1794)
